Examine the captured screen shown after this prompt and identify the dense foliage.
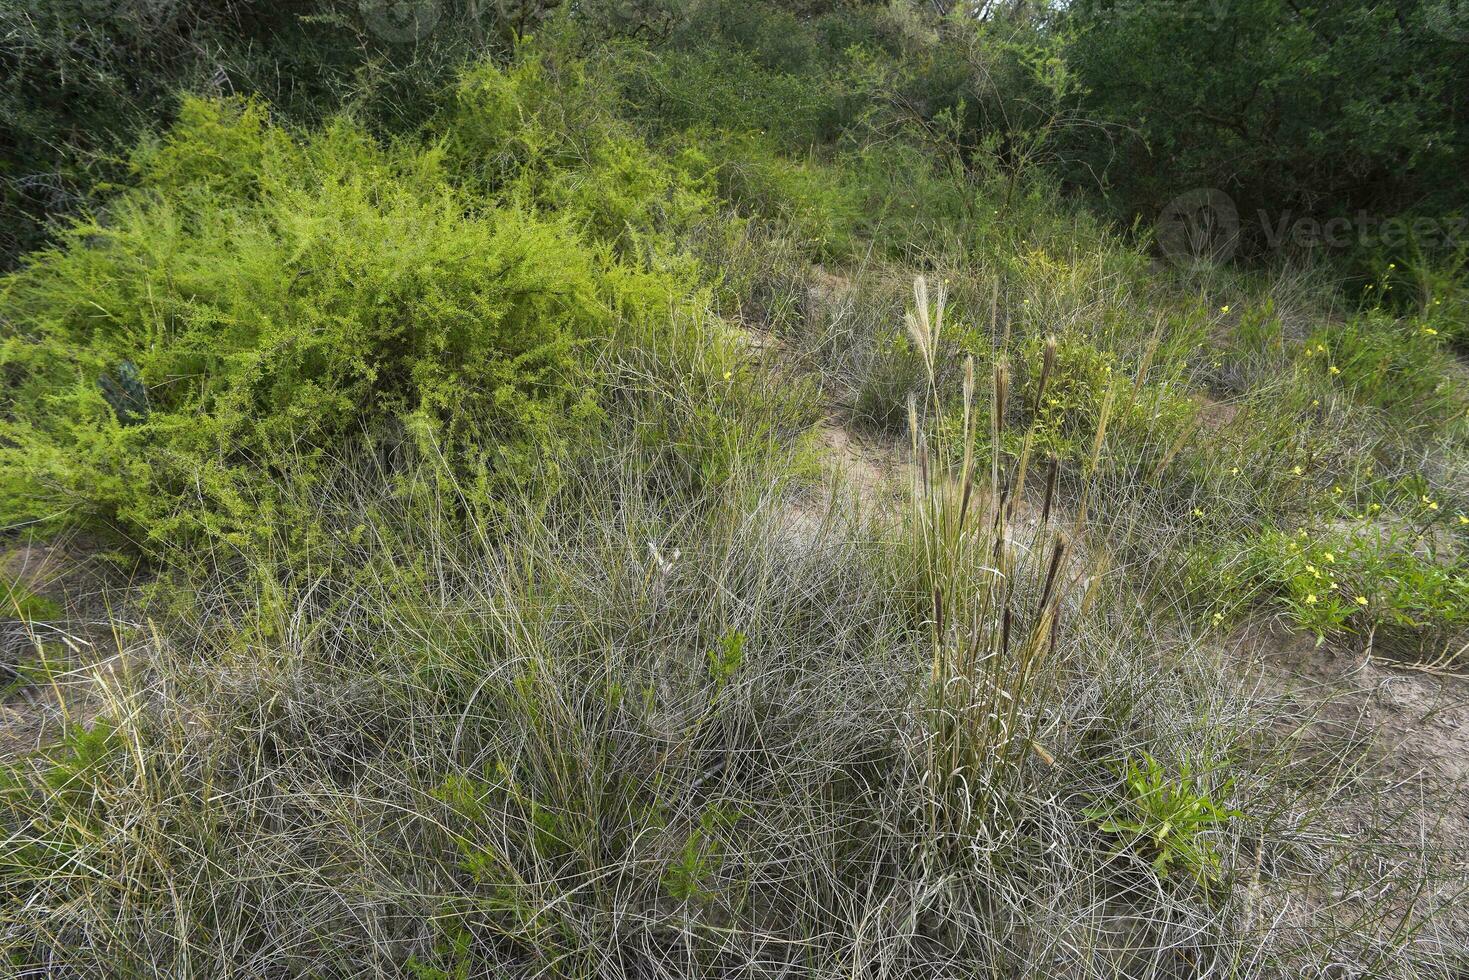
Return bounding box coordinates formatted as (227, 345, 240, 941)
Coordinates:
(0, 2, 1466, 976)
(1061, 0, 1469, 248)
(0, 75, 720, 544)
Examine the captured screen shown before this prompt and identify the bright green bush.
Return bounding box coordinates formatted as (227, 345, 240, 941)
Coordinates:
(437, 56, 718, 256)
(0, 96, 686, 545)
(0, 0, 532, 268)
(686, 131, 862, 260)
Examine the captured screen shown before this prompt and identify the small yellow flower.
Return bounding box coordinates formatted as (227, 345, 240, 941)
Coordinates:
(1355, 596, 1369, 606)
(1306, 594, 1318, 604)
(1211, 612, 1224, 624)
(1332, 485, 1342, 494)
(1423, 327, 1438, 336)
(1193, 507, 1205, 517)
(1388, 263, 1396, 270)
(1312, 399, 1320, 407)
(1298, 528, 1308, 538)
(1370, 503, 1382, 513)
(1305, 563, 1318, 575)
(1220, 305, 1230, 314)
(1292, 465, 1304, 476)
(1459, 514, 1469, 526)
(1429, 501, 1440, 511)
(722, 371, 733, 380)
(1230, 466, 1240, 475)
(1323, 552, 1334, 563)
(1328, 365, 1341, 375)
(1316, 344, 1326, 353)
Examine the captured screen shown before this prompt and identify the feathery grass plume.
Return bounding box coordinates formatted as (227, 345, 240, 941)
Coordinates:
(903, 279, 1080, 833)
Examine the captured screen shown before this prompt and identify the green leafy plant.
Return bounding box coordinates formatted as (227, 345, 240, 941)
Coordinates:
(661, 805, 738, 904)
(706, 629, 745, 689)
(1084, 754, 1241, 888)
(1253, 522, 1469, 662)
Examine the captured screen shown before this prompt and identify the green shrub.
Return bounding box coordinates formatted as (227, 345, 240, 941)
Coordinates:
(0, 574, 61, 624)
(0, 97, 678, 545)
(438, 55, 718, 254)
(1061, 0, 1467, 251)
(0, 0, 526, 268)
(1253, 523, 1469, 659)
(693, 131, 864, 260)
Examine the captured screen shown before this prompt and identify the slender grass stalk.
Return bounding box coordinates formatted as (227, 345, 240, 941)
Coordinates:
(904, 278, 1080, 831)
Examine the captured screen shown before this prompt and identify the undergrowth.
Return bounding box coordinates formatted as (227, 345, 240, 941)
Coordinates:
(1, 9, 1467, 978)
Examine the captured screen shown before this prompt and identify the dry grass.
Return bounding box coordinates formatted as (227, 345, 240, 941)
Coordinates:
(1, 278, 1463, 977)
